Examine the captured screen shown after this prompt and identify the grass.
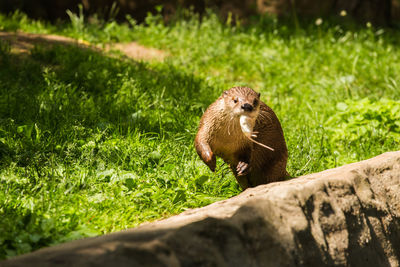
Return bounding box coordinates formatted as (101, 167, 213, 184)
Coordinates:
(1, 8, 400, 259)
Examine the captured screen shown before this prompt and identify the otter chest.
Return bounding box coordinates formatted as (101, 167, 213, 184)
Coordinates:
(209, 123, 251, 163)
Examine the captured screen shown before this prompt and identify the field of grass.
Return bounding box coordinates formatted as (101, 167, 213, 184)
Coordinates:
(1, 9, 400, 259)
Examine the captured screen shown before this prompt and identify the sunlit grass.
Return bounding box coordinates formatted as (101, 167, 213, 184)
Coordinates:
(1, 9, 400, 259)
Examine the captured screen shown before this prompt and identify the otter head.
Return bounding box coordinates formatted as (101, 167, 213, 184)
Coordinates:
(222, 86, 261, 119)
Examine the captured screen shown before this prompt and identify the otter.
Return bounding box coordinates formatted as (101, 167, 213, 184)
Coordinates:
(194, 86, 289, 190)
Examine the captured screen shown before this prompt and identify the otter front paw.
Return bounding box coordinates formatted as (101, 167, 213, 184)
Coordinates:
(195, 141, 216, 172)
(205, 154, 216, 172)
(236, 161, 250, 176)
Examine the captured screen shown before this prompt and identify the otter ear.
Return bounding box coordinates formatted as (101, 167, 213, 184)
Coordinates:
(223, 90, 229, 97)
(258, 92, 261, 98)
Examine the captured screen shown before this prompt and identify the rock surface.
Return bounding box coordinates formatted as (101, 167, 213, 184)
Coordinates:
(3, 151, 400, 267)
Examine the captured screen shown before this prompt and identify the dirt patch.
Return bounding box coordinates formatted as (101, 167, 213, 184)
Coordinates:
(0, 31, 89, 54)
(105, 42, 166, 61)
(0, 31, 166, 61)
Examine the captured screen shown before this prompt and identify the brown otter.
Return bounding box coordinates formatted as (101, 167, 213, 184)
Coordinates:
(194, 86, 289, 190)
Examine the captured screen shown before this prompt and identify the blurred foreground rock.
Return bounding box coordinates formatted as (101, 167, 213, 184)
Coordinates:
(3, 151, 400, 267)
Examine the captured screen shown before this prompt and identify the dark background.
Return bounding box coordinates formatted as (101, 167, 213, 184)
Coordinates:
(0, 0, 399, 26)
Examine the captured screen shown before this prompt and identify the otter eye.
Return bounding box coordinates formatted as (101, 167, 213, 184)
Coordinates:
(253, 99, 258, 106)
(233, 98, 238, 103)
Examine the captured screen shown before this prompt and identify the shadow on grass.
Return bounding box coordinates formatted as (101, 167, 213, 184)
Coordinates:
(0, 40, 217, 166)
(0, 205, 57, 259)
(0, 40, 221, 259)
(1, 41, 212, 128)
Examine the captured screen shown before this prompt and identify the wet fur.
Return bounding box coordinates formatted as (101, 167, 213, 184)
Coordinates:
(195, 87, 288, 190)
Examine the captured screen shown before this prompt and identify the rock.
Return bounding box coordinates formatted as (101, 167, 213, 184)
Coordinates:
(3, 151, 400, 267)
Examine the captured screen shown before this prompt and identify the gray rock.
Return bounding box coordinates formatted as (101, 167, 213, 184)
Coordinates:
(3, 151, 400, 267)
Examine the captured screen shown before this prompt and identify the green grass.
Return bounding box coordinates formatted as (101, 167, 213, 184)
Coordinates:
(1, 9, 400, 259)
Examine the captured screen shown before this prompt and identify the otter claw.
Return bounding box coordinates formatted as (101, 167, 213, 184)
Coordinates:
(237, 161, 250, 176)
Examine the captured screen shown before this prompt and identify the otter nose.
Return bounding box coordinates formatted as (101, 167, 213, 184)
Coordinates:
(241, 103, 253, 112)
